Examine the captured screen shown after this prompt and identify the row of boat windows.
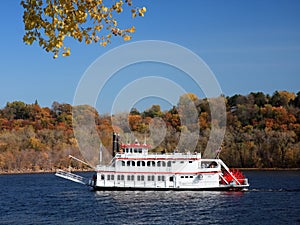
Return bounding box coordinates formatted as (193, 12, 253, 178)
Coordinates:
(103, 174, 166, 182)
(123, 148, 144, 153)
(118, 160, 188, 167)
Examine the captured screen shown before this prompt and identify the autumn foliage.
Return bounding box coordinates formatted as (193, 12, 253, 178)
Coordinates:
(0, 90, 300, 173)
(21, 0, 146, 58)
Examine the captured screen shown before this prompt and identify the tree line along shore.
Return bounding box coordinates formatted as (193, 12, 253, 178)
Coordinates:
(1, 168, 299, 175)
(0, 90, 299, 173)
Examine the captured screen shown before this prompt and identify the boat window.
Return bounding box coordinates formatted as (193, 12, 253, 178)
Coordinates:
(127, 175, 134, 181)
(121, 175, 124, 180)
(209, 161, 218, 168)
(107, 175, 115, 180)
(181, 176, 184, 178)
(132, 161, 135, 166)
(137, 175, 141, 181)
(169, 176, 174, 182)
(117, 175, 121, 180)
(138, 148, 142, 153)
(148, 175, 155, 181)
(127, 161, 130, 166)
(134, 148, 138, 153)
(162, 161, 166, 167)
(151, 161, 155, 167)
(190, 176, 193, 178)
(141, 175, 144, 181)
(158, 176, 165, 181)
(180, 161, 184, 164)
(137, 161, 143, 166)
(185, 176, 188, 178)
(141, 161, 145, 167)
(130, 148, 133, 153)
(121, 161, 125, 166)
(189, 161, 193, 163)
(167, 161, 171, 167)
(201, 162, 208, 168)
(147, 161, 153, 167)
(101, 175, 104, 180)
(157, 161, 161, 167)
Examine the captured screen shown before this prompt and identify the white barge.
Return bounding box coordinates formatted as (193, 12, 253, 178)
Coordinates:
(56, 133, 249, 191)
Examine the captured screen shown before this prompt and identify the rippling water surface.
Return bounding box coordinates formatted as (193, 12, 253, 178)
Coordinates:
(0, 171, 299, 225)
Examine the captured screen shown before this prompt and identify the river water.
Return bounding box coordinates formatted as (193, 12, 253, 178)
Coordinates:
(0, 171, 299, 225)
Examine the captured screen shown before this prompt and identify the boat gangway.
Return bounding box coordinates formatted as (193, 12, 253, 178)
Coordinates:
(55, 169, 88, 185)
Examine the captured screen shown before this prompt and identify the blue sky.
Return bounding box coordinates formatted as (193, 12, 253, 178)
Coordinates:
(0, 0, 299, 113)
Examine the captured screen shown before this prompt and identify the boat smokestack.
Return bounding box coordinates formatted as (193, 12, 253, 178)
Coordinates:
(112, 132, 117, 157)
(116, 134, 120, 153)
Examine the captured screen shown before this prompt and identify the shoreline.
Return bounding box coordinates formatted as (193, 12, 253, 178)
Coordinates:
(1, 167, 299, 175)
(0, 168, 94, 175)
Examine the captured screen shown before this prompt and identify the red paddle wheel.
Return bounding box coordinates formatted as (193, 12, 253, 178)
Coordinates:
(221, 169, 246, 185)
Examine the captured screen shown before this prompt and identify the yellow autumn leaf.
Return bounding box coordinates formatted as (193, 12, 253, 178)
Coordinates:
(100, 41, 107, 46)
(141, 7, 147, 13)
(102, 6, 108, 12)
(138, 10, 144, 17)
(62, 51, 70, 57)
(117, 8, 123, 13)
(126, 26, 135, 33)
(123, 35, 131, 41)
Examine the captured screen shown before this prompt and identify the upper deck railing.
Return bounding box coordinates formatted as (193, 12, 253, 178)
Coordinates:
(114, 152, 202, 160)
(95, 154, 225, 173)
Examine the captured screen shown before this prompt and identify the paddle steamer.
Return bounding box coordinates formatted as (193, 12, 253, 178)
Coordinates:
(56, 133, 249, 191)
(89, 133, 249, 191)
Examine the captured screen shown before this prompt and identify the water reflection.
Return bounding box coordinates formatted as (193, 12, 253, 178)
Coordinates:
(95, 190, 245, 201)
(92, 190, 247, 224)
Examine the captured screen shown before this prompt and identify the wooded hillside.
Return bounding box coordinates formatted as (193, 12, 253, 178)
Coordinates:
(0, 90, 299, 173)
